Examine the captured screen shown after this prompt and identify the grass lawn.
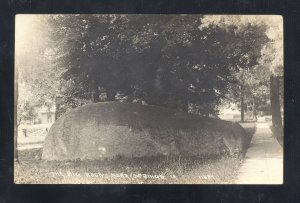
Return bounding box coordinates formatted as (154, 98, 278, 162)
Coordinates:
(15, 149, 242, 184)
(14, 122, 256, 184)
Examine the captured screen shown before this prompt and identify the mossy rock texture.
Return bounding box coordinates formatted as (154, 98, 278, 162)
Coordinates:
(42, 102, 248, 161)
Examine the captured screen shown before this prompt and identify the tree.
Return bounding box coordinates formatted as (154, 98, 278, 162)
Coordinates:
(16, 14, 273, 124)
(260, 19, 284, 144)
(47, 15, 132, 104)
(16, 15, 64, 110)
(17, 14, 275, 118)
(200, 15, 283, 125)
(15, 15, 46, 161)
(42, 14, 272, 117)
(270, 75, 283, 144)
(232, 65, 271, 121)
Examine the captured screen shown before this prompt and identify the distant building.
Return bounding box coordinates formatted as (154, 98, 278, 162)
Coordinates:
(35, 105, 56, 124)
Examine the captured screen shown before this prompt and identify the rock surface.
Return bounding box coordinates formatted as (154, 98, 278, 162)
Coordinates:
(42, 102, 248, 160)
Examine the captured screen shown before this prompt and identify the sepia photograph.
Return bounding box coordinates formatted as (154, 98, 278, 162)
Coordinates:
(14, 14, 283, 184)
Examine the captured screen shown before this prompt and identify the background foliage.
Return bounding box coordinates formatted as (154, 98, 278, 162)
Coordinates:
(16, 15, 282, 120)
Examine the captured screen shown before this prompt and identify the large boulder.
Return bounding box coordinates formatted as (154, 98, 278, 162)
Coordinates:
(42, 102, 248, 161)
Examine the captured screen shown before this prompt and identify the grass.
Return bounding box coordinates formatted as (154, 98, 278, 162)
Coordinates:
(239, 121, 256, 139)
(15, 148, 242, 184)
(238, 121, 256, 152)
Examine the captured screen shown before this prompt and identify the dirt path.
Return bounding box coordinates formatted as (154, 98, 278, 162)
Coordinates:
(235, 118, 283, 184)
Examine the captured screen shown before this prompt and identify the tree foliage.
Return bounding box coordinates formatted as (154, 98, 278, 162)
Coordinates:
(16, 15, 273, 119)
(200, 15, 283, 125)
(42, 14, 270, 116)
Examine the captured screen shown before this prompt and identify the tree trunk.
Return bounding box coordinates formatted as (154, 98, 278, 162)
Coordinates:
(14, 65, 19, 162)
(55, 96, 63, 120)
(270, 75, 283, 145)
(55, 103, 60, 120)
(92, 92, 100, 102)
(240, 84, 245, 122)
(106, 89, 116, 101)
(92, 83, 100, 103)
(14, 127, 18, 162)
(252, 97, 257, 121)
